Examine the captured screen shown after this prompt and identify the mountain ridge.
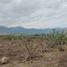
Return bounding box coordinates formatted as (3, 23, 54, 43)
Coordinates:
(0, 26, 67, 35)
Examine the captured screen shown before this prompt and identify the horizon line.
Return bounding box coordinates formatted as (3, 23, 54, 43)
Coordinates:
(0, 25, 67, 29)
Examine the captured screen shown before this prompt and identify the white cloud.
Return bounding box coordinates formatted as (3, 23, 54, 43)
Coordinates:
(0, 0, 67, 28)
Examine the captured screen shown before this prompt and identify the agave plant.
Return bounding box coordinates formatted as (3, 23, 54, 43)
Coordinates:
(47, 29, 66, 48)
(24, 37, 40, 62)
(24, 38, 33, 62)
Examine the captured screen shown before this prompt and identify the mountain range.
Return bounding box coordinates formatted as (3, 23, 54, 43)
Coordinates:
(0, 26, 67, 35)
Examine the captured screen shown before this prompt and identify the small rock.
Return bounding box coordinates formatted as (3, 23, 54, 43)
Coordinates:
(0, 56, 9, 64)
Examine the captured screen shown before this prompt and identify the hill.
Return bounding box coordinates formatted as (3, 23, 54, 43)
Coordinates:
(0, 26, 67, 35)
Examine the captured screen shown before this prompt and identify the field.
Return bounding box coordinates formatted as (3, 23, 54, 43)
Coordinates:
(0, 31, 67, 67)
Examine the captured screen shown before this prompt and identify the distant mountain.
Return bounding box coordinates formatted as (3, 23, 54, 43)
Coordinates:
(0, 26, 67, 35)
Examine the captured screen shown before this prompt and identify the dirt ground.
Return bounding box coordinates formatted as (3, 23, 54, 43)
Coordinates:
(0, 39, 67, 67)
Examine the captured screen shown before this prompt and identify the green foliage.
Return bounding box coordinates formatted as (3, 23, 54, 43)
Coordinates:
(47, 29, 66, 47)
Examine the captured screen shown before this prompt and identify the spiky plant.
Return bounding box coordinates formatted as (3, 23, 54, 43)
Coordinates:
(24, 38, 33, 62)
(24, 37, 40, 62)
(47, 29, 66, 48)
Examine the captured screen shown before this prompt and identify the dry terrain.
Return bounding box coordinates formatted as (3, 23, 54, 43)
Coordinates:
(0, 34, 67, 67)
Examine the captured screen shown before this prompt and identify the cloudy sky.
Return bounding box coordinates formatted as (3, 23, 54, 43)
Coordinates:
(0, 0, 67, 29)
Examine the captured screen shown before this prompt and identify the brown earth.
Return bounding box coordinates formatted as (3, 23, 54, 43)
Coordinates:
(0, 39, 67, 67)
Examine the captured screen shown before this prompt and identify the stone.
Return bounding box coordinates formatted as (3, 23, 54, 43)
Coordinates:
(0, 56, 9, 64)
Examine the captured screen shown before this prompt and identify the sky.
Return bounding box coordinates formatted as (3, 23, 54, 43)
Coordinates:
(0, 0, 67, 29)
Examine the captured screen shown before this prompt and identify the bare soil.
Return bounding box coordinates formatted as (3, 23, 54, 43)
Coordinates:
(0, 39, 67, 67)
